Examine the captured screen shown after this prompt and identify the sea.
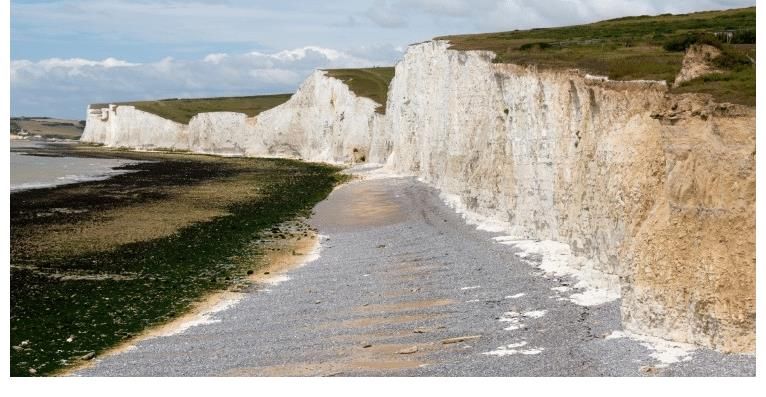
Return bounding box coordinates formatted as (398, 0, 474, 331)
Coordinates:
(10, 140, 138, 192)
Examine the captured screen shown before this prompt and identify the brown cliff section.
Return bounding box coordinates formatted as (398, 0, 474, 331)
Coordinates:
(623, 94, 755, 353)
(673, 44, 723, 87)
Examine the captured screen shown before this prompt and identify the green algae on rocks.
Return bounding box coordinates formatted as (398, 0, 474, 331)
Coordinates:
(10, 146, 347, 376)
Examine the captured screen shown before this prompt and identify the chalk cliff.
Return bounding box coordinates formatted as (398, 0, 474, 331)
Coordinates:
(382, 41, 754, 353)
(83, 70, 381, 163)
(81, 41, 755, 353)
(83, 105, 189, 150)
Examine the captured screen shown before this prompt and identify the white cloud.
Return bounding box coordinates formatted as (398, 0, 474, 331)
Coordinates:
(10, 45, 396, 118)
(272, 46, 344, 62)
(38, 57, 140, 69)
(203, 53, 229, 64)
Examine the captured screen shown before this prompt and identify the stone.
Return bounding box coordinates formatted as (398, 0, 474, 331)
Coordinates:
(640, 366, 658, 375)
(441, 335, 482, 345)
(397, 346, 418, 354)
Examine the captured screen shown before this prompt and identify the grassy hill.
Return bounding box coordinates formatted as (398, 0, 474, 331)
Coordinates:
(437, 7, 755, 105)
(92, 94, 293, 124)
(323, 67, 396, 113)
(11, 117, 85, 140)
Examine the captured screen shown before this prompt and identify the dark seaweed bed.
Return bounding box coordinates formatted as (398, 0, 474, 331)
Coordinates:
(10, 145, 345, 376)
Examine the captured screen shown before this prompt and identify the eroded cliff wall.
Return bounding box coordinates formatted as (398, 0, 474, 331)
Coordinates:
(81, 41, 755, 353)
(382, 41, 753, 352)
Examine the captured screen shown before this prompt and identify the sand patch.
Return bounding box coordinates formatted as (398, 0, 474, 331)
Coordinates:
(248, 233, 321, 284)
(222, 342, 433, 376)
(355, 298, 454, 314)
(224, 357, 424, 377)
(326, 329, 419, 343)
(312, 180, 405, 228)
(328, 313, 444, 329)
(21, 175, 264, 257)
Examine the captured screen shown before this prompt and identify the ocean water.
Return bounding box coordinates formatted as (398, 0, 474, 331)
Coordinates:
(10, 140, 139, 192)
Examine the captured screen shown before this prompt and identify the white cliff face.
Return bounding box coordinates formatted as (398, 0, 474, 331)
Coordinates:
(84, 71, 381, 163)
(248, 70, 381, 163)
(81, 105, 189, 151)
(385, 41, 667, 277)
(80, 41, 754, 353)
(187, 112, 252, 155)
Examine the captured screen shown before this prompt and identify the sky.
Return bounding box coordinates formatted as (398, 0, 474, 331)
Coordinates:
(10, 0, 756, 119)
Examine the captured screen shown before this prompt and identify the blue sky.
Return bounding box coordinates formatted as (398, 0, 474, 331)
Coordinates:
(11, 0, 755, 118)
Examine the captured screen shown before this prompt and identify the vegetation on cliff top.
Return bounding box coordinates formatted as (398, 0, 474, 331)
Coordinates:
(11, 146, 346, 376)
(323, 67, 396, 113)
(90, 7, 753, 121)
(92, 93, 293, 124)
(436, 6, 755, 106)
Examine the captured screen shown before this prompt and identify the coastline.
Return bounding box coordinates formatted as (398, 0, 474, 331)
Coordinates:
(10, 145, 346, 376)
(10, 139, 140, 192)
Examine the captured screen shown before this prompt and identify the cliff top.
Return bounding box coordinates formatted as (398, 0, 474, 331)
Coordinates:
(323, 67, 395, 113)
(91, 93, 293, 124)
(437, 7, 755, 106)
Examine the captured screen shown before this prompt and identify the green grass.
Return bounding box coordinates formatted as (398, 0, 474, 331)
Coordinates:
(673, 66, 755, 106)
(92, 94, 293, 124)
(437, 6, 755, 105)
(323, 67, 396, 113)
(11, 149, 347, 376)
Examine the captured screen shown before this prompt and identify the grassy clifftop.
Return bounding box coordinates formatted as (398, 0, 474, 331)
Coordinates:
(437, 7, 755, 105)
(91, 7, 754, 122)
(92, 94, 292, 124)
(323, 67, 396, 113)
(91, 67, 397, 123)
